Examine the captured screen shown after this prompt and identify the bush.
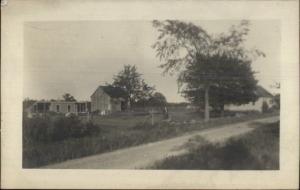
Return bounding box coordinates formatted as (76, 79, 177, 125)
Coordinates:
(23, 115, 100, 143)
(262, 101, 269, 113)
(23, 115, 102, 167)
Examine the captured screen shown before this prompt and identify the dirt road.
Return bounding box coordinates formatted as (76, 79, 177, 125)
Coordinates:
(44, 116, 279, 169)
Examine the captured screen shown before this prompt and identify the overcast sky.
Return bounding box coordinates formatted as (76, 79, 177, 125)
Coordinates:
(24, 20, 280, 102)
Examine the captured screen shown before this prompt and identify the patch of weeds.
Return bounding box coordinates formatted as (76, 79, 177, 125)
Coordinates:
(150, 121, 279, 170)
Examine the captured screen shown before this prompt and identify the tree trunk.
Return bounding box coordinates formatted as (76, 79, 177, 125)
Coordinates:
(204, 86, 210, 122)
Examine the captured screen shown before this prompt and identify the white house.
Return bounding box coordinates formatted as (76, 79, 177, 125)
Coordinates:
(27, 100, 91, 116)
(224, 85, 275, 113)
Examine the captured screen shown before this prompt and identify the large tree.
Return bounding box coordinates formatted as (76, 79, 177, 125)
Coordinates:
(180, 53, 258, 114)
(152, 20, 265, 121)
(148, 92, 167, 107)
(112, 65, 155, 108)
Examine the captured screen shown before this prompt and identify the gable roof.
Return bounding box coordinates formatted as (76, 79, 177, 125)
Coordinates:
(255, 85, 273, 97)
(91, 85, 127, 99)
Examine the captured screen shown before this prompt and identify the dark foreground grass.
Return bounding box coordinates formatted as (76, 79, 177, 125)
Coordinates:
(23, 112, 278, 168)
(150, 121, 279, 170)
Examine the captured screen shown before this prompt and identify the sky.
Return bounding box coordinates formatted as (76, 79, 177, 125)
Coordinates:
(24, 20, 280, 102)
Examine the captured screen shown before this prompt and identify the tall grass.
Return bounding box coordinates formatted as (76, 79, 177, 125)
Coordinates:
(23, 115, 100, 143)
(150, 121, 279, 170)
(23, 112, 278, 168)
(23, 120, 185, 168)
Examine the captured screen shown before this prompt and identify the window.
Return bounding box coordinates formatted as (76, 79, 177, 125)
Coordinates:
(68, 105, 71, 112)
(56, 105, 60, 112)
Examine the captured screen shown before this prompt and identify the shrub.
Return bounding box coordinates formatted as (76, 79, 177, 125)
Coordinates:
(262, 101, 269, 113)
(23, 116, 50, 143)
(23, 115, 100, 143)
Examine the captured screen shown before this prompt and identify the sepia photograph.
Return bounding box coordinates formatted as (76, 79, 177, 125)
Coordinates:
(1, 0, 299, 189)
(23, 20, 280, 169)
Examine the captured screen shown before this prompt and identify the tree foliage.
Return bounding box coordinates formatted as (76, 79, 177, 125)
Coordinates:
(262, 101, 269, 113)
(148, 92, 167, 107)
(180, 53, 258, 110)
(273, 94, 280, 109)
(152, 20, 265, 115)
(152, 20, 265, 75)
(112, 65, 155, 107)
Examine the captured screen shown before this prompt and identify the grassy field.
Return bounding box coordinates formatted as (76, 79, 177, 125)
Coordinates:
(23, 110, 279, 168)
(150, 121, 279, 170)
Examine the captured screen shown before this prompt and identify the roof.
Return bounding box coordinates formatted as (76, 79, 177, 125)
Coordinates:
(91, 85, 127, 99)
(255, 85, 273, 97)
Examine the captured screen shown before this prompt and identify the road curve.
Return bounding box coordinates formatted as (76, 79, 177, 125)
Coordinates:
(44, 116, 279, 169)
